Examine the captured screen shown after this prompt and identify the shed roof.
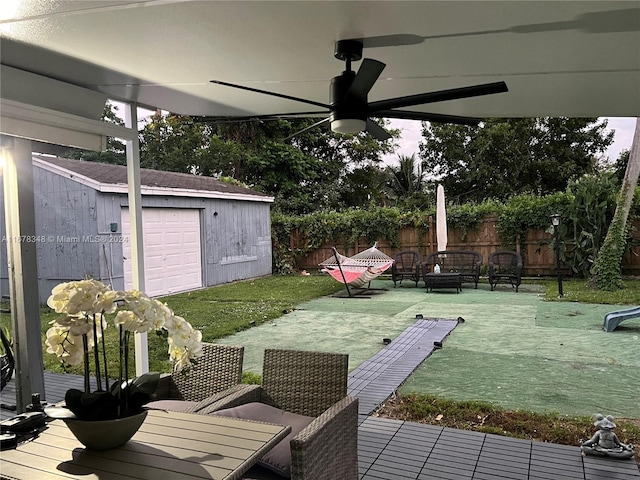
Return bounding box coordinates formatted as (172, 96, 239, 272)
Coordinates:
(33, 155, 274, 203)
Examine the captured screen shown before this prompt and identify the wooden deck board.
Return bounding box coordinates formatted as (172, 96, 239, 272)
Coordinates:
(358, 416, 639, 480)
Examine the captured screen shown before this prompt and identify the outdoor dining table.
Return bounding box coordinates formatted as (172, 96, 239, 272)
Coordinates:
(0, 409, 291, 479)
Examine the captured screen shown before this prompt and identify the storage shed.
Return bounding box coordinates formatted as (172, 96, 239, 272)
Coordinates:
(1, 155, 274, 303)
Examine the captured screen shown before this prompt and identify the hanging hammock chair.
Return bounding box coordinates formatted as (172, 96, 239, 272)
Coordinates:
(319, 243, 394, 296)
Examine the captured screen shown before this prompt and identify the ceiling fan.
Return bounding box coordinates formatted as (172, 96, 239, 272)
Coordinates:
(208, 39, 508, 141)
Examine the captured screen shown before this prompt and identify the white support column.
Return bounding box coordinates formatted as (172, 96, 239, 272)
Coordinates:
(123, 104, 148, 375)
(1, 135, 45, 412)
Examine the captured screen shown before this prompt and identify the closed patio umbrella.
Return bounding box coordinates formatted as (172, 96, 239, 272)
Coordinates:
(436, 184, 448, 253)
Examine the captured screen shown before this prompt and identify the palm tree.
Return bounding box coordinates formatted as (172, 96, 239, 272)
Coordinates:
(592, 118, 640, 290)
(387, 154, 425, 198)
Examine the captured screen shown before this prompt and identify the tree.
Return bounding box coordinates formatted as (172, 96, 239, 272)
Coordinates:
(612, 149, 630, 183)
(139, 113, 211, 173)
(419, 118, 613, 203)
(287, 118, 399, 210)
(385, 154, 431, 210)
(139, 116, 400, 214)
(592, 119, 640, 290)
(388, 154, 425, 196)
(338, 164, 393, 208)
(64, 103, 126, 164)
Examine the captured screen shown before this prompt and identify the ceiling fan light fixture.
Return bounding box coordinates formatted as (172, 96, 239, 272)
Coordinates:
(331, 118, 366, 134)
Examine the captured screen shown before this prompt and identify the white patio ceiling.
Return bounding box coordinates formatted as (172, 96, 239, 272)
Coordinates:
(1, 0, 639, 120)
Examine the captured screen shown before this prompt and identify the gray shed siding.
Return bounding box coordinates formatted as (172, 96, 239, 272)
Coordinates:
(1, 168, 121, 301)
(1, 167, 104, 301)
(95, 194, 127, 286)
(204, 199, 272, 285)
(1, 161, 272, 303)
(37, 169, 102, 287)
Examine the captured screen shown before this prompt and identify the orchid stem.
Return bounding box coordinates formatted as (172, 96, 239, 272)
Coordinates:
(101, 323, 109, 391)
(124, 331, 130, 414)
(82, 335, 90, 394)
(92, 314, 103, 391)
(118, 325, 124, 417)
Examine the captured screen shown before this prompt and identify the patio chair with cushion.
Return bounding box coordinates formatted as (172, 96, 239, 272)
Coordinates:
(198, 348, 359, 480)
(488, 250, 523, 292)
(391, 250, 421, 287)
(147, 343, 245, 413)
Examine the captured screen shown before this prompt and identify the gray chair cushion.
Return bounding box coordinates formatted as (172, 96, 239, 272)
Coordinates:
(212, 402, 314, 478)
(145, 399, 198, 412)
(240, 465, 286, 480)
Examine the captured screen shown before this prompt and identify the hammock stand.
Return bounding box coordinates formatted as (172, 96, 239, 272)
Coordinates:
(319, 244, 394, 298)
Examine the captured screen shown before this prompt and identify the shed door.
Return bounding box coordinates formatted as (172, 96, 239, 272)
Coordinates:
(122, 208, 202, 297)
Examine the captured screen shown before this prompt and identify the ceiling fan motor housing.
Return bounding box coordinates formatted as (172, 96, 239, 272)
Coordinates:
(330, 71, 367, 124)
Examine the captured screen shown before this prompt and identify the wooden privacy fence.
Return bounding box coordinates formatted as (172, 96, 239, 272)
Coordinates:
(293, 216, 640, 277)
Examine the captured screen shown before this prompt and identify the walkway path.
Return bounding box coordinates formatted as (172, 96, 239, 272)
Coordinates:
(348, 317, 459, 417)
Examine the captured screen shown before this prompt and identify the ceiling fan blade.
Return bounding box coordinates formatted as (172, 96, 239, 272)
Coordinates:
(283, 117, 331, 141)
(365, 119, 392, 141)
(360, 34, 426, 48)
(210, 80, 331, 110)
(377, 110, 482, 126)
(345, 59, 386, 101)
(369, 81, 508, 112)
(193, 111, 327, 123)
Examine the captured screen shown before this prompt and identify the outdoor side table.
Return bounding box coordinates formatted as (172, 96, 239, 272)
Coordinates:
(424, 272, 462, 293)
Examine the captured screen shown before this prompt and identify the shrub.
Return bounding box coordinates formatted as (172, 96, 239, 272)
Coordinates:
(271, 188, 638, 275)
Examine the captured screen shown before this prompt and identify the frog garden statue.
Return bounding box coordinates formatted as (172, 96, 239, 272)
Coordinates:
(580, 414, 634, 459)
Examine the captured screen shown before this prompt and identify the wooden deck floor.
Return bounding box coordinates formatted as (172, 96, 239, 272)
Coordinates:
(358, 416, 640, 480)
(1, 371, 88, 419)
(2, 318, 639, 479)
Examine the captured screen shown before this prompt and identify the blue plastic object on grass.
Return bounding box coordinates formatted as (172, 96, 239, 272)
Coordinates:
(603, 306, 640, 332)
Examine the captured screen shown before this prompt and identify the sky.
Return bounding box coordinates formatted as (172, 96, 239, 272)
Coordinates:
(383, 117, 637, 167)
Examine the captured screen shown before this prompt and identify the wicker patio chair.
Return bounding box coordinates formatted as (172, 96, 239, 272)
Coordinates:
(391, 250, 421, 287)
(148, 343, 245, 413)
(488, 250, 523, 292)
(199, 348, 359, 480)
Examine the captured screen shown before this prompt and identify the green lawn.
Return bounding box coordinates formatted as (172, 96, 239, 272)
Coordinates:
(537, 277, 640, 304)
(1, 275, 638, 377)
(1, 275, 344, 375)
